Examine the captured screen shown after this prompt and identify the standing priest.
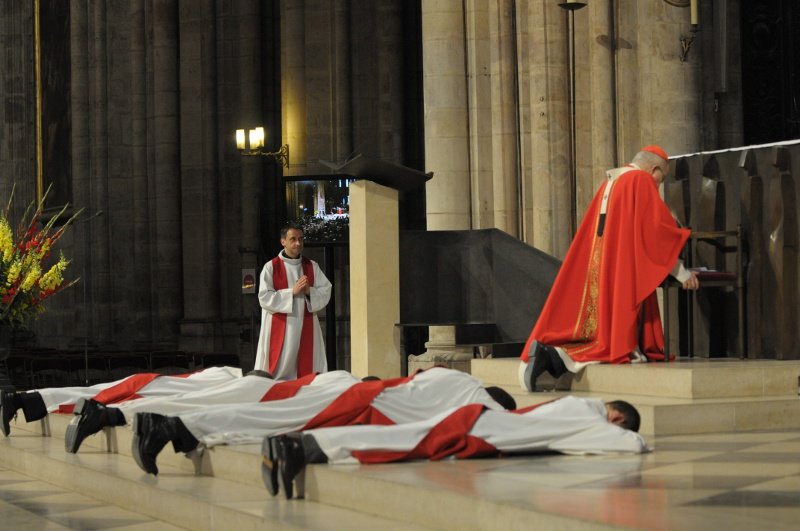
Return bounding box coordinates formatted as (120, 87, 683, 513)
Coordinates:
(520, 146, 700, 391)
(255, 224, 333, 380)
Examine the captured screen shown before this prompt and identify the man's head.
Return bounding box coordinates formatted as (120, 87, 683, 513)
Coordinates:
(632, 145, 670, 185)
(485, 386, 517, 410)
(604, 400, 641, 432)
(280, 224, 304, 259)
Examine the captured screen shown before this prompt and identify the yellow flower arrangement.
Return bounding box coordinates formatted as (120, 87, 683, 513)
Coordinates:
(0, 185, 81, 324)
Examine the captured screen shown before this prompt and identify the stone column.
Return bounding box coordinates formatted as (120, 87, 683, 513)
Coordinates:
(421, 0, 473, 369)
(281, 1, 307, 166)
(150, 0, 182, 347)
(521, 0, 571, 257)
(349, 180, 400, 378)
(488, 0, 520, 237)
(178, 0, 221, 351)
(586, 0, 616, 202)
(421, 0, 471, 230)
(129, 0, 153, 344)
(87, 1, 113, 343)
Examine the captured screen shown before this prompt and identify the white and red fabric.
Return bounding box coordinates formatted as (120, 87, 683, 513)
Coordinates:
(254, 252, 332, 380)
(32, 366, 243, 414)
(115, 370, 358, 419)
(179, 367, 505, 447)
(305, 396, 649, 464)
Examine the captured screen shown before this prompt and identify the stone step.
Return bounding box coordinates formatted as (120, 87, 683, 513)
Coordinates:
(472, 358, 800, 399)
(2, 415, 649, 531)
(2, 411, 624, 531)
(0, 425, 430, 530)
(471, 358, 800, 436)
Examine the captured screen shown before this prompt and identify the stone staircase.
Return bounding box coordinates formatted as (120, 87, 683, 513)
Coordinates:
(472, 358, 800, 435)
(0, 358, 798, 530)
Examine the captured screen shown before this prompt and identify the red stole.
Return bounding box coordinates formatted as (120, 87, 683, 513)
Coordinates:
(302, 376, 412, 430)
(522, 169, 689, 364)
(269, 256, 315, 377)
(259, 373, 317, 402)
(93, 371, 192, 405)
(351, 404, 497, 463)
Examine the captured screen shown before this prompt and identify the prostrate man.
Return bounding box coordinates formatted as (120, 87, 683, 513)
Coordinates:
(64, 369, 362, 453)
(130, 367, 517, 475)
(266, 396, 647, 499)
(519, 146, 700, 391)
(255, 224, 332, 380)
(0, 366, 242, 437)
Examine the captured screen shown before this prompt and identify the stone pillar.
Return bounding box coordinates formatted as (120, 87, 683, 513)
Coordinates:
(521, 0, 571, 257)
(87, 1, 112, 343)
(129, 0, 153, 345)
(420, 1, 475, 370)
(150, 0, 182, 347)
(281, 1, 307, 166)
(421, 0, 471, 230)
(349, 180, 401, 378)
(488, 0, 520, 237)
(586, 0, 617, 202)
(178, 0, 221, 351)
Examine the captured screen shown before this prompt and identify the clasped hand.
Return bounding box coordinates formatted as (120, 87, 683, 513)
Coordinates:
(292, 275, 311, 296)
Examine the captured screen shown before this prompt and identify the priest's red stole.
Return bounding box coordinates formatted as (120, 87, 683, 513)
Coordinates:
(351, 404, 497, 463)
(269, 256, 315, 377)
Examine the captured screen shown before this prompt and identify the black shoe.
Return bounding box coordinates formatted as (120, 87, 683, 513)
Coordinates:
(65, 399, 110, 453)
(261, 436, 280, 496)
(275, 434, 307, 500)
(544, 345, 568, 379)
(131, 413, 174, 476)
(523, 341, 551, 392)
(0, 391, 19, 437)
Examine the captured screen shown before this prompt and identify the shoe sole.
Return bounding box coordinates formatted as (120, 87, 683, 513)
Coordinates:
(261, 436, 280, 496)
(131, 415, 146, 472)
(64, 416, 81, 453)
(523, 341, 541, 392)
(0, 393, 11, 437)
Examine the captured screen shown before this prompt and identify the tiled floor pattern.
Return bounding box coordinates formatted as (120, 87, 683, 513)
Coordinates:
(0, 468, 181, 530)
(314, 429, 800, 530)
(1, 429, 799, 530)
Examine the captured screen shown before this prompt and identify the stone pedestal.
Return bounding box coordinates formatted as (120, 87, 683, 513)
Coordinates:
(407, 325, 474, 374)
(349, 180, 401, 378)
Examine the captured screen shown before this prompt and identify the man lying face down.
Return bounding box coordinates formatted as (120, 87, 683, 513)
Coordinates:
(0, 366, 243, 437)
(129, 367, 517, 475)
(264, 396, 646, 499)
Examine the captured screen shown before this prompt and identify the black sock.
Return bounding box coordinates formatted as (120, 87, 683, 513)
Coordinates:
(106, 407, 127, 427)
(301, 433, 327, 464)
(170, 418, 199, 453)
(20, 392, 48, 422)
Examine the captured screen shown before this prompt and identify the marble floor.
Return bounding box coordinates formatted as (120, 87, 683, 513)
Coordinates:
(1, 429, 800, 530)
(0, 468, 181, 530)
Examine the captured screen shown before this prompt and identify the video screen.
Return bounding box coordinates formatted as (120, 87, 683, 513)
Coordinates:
(285, 178, 356, 220)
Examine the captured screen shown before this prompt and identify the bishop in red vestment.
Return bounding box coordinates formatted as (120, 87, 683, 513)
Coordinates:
(519, 146, 699, 391)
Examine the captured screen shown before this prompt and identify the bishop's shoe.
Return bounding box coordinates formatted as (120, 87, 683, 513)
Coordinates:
(523, 341, 551, 392)
(65, 399, 126, 453)
(131, 412, 199, 476)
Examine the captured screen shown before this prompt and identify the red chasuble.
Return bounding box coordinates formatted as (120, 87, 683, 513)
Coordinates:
(521, 168, 689, 364)
(269, 256, 315, 377)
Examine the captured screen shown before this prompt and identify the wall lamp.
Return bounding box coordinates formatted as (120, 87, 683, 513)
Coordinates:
(235, 126, 290, 167)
